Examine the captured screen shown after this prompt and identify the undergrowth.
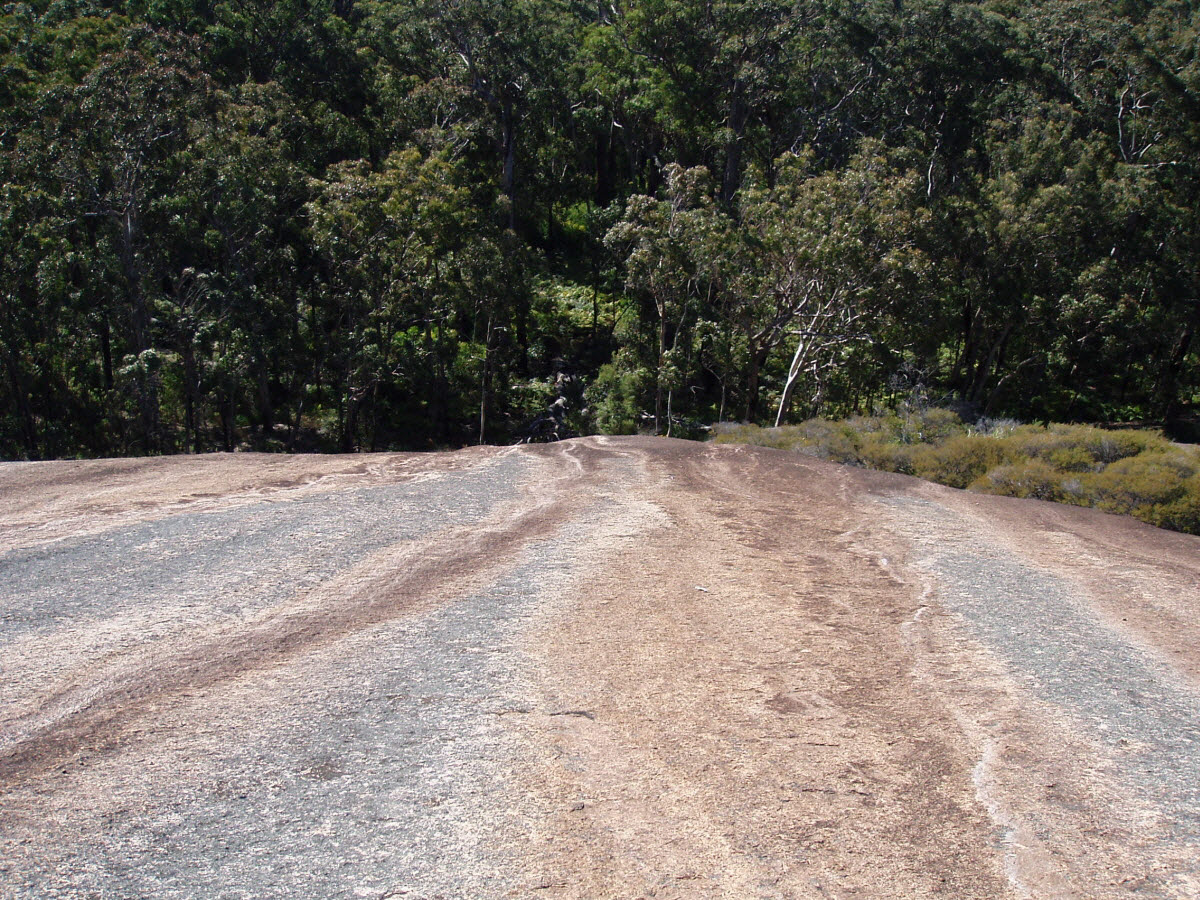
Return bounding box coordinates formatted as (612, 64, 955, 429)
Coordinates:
(712, 408, 1200, 536)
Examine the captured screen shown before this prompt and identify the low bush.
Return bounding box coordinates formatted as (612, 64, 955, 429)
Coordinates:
(711, 423, 805, 451)
(858, 432, 919, 474)
(912, 434, 1008, 489)
(713, 419, 865, 462)
(1005, 423, 1166, 468)
(790, 418, 863, 463)
(713, 410, 1200, 535)
(896, 406, 965, 445)
(969, 458, 1071, 503)
(1085, 452, 1197, 515)
(1151, 476, 1200, 533)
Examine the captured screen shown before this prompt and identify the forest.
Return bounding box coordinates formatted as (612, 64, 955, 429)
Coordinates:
(1, 0, 1197, 458)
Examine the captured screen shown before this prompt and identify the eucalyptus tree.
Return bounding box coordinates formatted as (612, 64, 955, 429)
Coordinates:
(308, 145, 521, 448)
(604, 164, 735, 433)
(167, 80, 316, 451)
(0, 5, 135, 457)
(40, 27, 217, 452)
(595, 0, 817, 201)
(742, 145, 930, 425)
(362, 0, 583, 232)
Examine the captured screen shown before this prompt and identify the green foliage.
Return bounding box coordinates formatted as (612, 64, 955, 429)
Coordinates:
(787, 419, 863, 465)
(713, 422, 812, 452)
(971, 459, 1073, 504)
(1085, 452, 1199, 521)
(911, 435, 1008, 490)
(587, 353, 651, 435)
(1004, 423, 1166, 468)
(857, 436, 921, 477)
(1, 0, 1198, 457)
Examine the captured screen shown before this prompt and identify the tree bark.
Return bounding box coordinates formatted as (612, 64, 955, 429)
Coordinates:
(721, 83, 748, 205)
(656, 303, 667, 434)
(969, 323, 1014, 407)
(744, 340, 770, 422)
(775, 334, 812, 427)
(118, 204, 160, 452)
(502, 102, 517, 231)
(100, 309, 114, 390)
(1157, 320, 1196, 422)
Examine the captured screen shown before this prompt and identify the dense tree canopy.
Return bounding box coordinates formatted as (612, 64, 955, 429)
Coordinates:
(1, 0, 1197, 457)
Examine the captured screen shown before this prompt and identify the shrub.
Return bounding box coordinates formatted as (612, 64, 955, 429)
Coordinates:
(587, 361, 649, 435)
(1088, 428, 1168, 464)
(897, 406, 966, 445)
(852, 404, 966, 446)
(1043, 446, 1097, 472)
(913, 434, 1008, 489)
(858, 432, 920, 474)
(845, 412, 897, 437)
(713, 420, 863, 460)
(712, 423, 804, 451)
(790, 418, 862, 463)
(970, 458, 1070, 503)
(972, 417, 1020, 437)
(1085, 452, 1197, 517)
(1005, 423, 1166, 468)
(1151, 475, 1200, 533)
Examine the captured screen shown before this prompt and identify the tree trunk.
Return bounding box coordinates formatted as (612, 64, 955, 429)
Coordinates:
(655, 305, 667, 434)
(100, 309, 114, 390)
(183, 344, 198, 454)
(119, 205, 160, 452)
(219, 379, 235, 452)
(257, 365, 273, 445)
(969, 323, 1014, 406)
(951, 294, 973, 392)
(368, 381, 380, 453)
(744, 340, 770, 422)
(775, 335, 812, 426)
(721, 83, 748, 205)
(595, 129, 615, 206)
(431, 322, 450, 444)
(502, 102, 517, 231)
(479, 315, 492, 445)
(1157, 320, 1195, 422)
